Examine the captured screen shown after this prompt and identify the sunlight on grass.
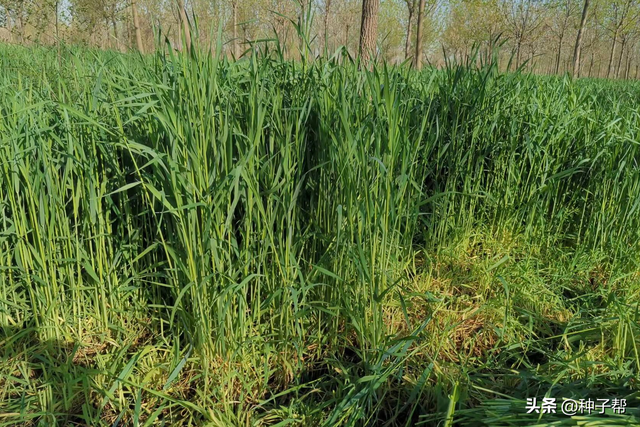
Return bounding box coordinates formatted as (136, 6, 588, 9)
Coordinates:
(0, 42, 639, 426)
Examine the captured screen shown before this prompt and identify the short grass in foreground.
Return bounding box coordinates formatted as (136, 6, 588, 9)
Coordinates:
(0, 43, 639, 426)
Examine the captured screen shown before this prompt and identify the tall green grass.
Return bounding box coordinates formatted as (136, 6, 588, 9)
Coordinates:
(0, 42, 639, 425)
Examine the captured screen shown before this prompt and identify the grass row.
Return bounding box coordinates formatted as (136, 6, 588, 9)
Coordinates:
(0, 43, 639, 425)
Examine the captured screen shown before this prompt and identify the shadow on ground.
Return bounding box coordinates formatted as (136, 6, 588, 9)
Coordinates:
(0, 325, 104, 425)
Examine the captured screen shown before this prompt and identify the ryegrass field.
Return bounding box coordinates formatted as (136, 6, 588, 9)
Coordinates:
(1, 42, 639, 426)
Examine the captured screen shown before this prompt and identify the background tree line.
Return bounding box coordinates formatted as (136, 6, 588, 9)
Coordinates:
(0, 0, 639, 78)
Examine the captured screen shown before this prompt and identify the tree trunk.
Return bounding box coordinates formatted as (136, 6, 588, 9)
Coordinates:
(102, 19, 109, 49)
(404, 9, 413, 60)
(615, 37, 626, 79)
(414, 0, 425, 69)
(54, 3, 60, 42)
(323, 0, 332, 52)
(358, 0, 380, 64)
(177, 0, 191, 52)
(5, 8, 11, 42)
(624, 50, 632, 79)
(555, 30, 564, 74)
(588, 50, 594, 77)
(345, 24, 350, 54)
(572, 0, 589, 77)
(607, 29, 618, 79)
(232, 0, 238, 57)
(55, 0, 61, 66)
(132, 0, 144, 53)
(18, 15, 23, 43)
(529, 46, 535, 71)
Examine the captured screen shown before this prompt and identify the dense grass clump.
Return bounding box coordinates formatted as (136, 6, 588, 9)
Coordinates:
(0, 43, 639, 426)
